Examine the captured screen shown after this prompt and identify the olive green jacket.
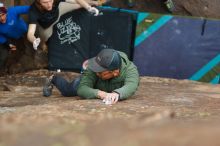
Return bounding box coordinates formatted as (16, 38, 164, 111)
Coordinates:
(77, 51, 139, 100)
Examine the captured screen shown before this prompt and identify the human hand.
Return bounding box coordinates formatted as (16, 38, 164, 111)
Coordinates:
(87, 6, 99, 16)
(82, 60, 88, 70)
(33, 38, 41, 50)
(97, 90, 107, 100)
(9, 44, 17, 51)
(103, 92, 119, 105)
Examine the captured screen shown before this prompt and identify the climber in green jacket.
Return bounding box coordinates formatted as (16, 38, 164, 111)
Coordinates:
(43, 49, 140, 105)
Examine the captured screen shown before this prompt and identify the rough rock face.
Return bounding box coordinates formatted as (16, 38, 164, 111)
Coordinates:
(0, 70, 220, 146)
(110, 0, 168, 13)
(110, 0, 220, 19)
(1, 41, 48, 76)
(172, 0, 220, 19)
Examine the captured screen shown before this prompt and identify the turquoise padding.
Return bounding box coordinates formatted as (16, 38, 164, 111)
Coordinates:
(119, 9, 138, 14)
(98, 6, 138, 13)
(98, 6, 118, 11)
(190, 54, 220, 81)
(135, 15, 173, 47)
(137, 13, 149, 24)
(210, 75, 220, 84)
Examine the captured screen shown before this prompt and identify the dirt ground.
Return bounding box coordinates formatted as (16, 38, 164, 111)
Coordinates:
(1, 70, 220, 146)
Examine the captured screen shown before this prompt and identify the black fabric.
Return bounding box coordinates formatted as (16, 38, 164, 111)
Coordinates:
(48, 8, 136, 71)
(2, 40, 9, 48)
(29, 0, 64, 28)
(89, 9, 135, 59)
(0, 44, 8, 69)
(48, 8, 90, 71)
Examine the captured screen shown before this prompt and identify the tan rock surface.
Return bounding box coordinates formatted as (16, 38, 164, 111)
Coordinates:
(1, 70, 220, 146)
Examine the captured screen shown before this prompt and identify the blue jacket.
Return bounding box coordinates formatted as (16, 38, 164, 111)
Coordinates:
(0, 6, 30, 44)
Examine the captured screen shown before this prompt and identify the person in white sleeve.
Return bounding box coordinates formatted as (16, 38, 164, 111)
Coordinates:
(27, 0, 108, 50)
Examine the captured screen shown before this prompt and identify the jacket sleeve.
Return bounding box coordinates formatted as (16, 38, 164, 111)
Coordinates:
(14, 6, 30, 15)
(77, 69, 99, 99)
(114, 63, 139, 100)
(0, 34, 7, 44)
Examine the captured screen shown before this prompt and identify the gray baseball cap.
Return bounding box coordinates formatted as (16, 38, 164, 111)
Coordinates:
(88, 49, 121, 72)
